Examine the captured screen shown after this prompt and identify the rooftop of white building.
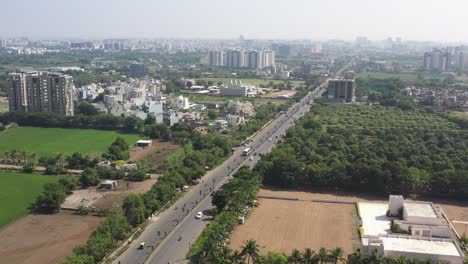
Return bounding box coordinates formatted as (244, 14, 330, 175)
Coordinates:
(404, 201, 437, 218)
(380, 237, 461, 257)
(359, 203, 392, 236)
(359, 202, 464, 258)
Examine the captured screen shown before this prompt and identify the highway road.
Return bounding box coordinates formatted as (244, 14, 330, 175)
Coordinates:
(114, 63, 351, 264)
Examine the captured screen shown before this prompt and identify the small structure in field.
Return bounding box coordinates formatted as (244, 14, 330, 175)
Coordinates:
(98, 180, 117, 190)
(121, 163, 138, 172)
(97, 160, 112, 170)
(136, 140, 152, 147)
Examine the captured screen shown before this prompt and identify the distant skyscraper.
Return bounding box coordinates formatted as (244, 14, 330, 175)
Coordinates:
(8, 70, 74, 116)
(424, 49, 451, 72)
(208, 50, 225, 66)
(130, 63, 146, 78)
(209, 49, 275, 69)
(0, 39, 6, 48)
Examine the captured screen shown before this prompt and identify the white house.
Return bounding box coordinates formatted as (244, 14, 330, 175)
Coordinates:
(173, 95, 190, 109)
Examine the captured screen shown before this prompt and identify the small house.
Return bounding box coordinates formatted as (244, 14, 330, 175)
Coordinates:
(98, 180, 117, 190)
(97, 160, 112, 170)
(121, 163, 138, 172)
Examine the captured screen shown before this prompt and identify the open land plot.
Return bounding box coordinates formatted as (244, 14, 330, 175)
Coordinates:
(0, 211, 103, 264)
(0, 126, 141, 157)
(0, 172, 60, 227)
(129, 140, 181, 162)
(197, 78, 304, 87)
(229, 197, 358, 256)
(86, 178, 157, 211)
(259, 188, 468, 237)
(182, 93, 287, 106)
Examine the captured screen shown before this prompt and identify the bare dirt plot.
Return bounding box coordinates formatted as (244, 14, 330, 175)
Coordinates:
(229, 198, 358, 256)
(62, 178, 157, 211)
(262, 90, 297, 99)
(260, 188, 468, 237)
(0, 211, 103, 264)
(129, 140, 180, 162)
(91, 178, 157, 211)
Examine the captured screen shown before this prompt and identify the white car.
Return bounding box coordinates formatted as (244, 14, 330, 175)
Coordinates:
(249, 156, 254, 161)
(195, 211, 203, 219)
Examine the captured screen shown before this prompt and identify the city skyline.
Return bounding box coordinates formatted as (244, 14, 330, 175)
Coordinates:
(2, 0, 468, 43)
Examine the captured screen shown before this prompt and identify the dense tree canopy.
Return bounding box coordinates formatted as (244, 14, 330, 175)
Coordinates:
(257, 104, 468, 197)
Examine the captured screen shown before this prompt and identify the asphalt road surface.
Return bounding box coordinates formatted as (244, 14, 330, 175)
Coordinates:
(114, 63, 351, 264)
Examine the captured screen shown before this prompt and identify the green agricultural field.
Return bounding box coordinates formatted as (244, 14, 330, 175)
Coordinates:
(0, 172, 59, 226)
(0, 127, 141, 157)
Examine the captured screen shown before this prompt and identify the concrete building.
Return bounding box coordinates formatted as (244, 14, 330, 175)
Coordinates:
(213, 119, 228, 129)
(359, 196, 464, 264)
(208, 50, 225, 66)
(8, 70, 75, 116)
(130, 63, 145, 78)
(327, 71, 356, 103)
(0, 39, 6, 48)
(172, 95, 190, 109)
(424, 50, 451, 72)
(210, 49, 275, 69)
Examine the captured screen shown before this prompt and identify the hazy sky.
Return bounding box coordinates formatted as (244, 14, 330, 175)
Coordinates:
(2, 0, 468, 42)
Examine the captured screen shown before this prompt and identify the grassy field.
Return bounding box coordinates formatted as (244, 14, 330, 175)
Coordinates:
(0, 172, 59, 227)
(357, 72, 447, 82)
(0, 127, 141, 157)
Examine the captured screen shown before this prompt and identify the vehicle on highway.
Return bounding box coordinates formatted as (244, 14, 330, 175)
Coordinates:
(249, 156, 254, 161)
(228, 176, 234, 180)
(139, 242, 145, 249)
(195, 211, 203, 219)
(268, 137, 272, 141)
(242, 147, 252, 156)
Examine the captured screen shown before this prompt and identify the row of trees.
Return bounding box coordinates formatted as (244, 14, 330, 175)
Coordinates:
(205, 243, 463, 264)
(257, 104, 468, 197)
(121, 132, 233, 227)
(188, 167, 261, 262)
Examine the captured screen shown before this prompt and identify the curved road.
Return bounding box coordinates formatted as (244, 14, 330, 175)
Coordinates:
(114, 63, 351, 264)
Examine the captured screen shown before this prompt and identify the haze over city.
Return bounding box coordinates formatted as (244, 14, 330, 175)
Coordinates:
(2, 0, 468, 42)
(1, 1, 468, 264)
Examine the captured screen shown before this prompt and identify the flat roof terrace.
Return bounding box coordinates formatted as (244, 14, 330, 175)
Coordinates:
(381, 237, 462, 257)
(404, 202, 438, 218)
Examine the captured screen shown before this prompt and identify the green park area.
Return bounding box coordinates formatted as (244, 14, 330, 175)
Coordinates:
(0, 172, 59, 226)
(357, 72, 447, 83)
(0, 126, 141, 157)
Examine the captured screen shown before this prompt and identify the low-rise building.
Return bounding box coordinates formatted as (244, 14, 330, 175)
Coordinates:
(358, 195, 464, 264)
(96, 160, 112, 170)
(213, 120, 228, 130)
(120, 163, 138, 172)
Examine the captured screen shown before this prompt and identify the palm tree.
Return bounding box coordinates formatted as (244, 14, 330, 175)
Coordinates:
(302, 248, 318, 264)
(289, 249, 302, 264)
(240, 240, 260, 264)
(230, 250, 241, 264)
(328, 247, 344, 264)
(220, 246, 233, 261)
(317, 248, 329, 264)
